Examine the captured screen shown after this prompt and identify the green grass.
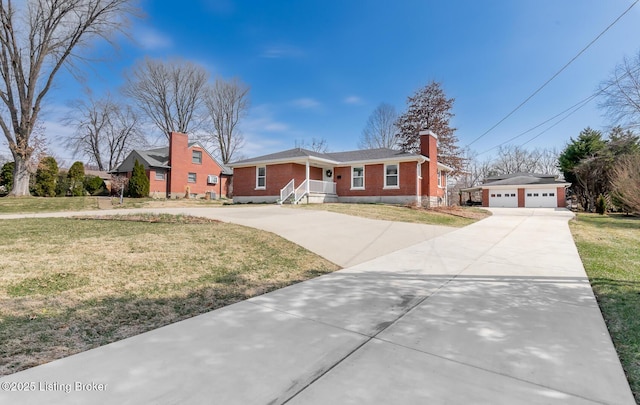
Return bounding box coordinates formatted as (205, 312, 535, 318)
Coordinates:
(0, 196, 229, 214)
(570, 213, 640, 402)
(0, 215, 339, 375)
(287, 203, 490, 227)
(0, 196, 101, 213)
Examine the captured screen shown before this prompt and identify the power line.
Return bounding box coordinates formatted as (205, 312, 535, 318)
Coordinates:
(466, 0, 639, 147)
(476, 63, 640, 155)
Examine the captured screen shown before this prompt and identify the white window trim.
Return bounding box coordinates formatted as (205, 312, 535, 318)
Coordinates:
(192, 150, 203, 164)
(187, 172, 197, 183)
(383, 163, 400, 189)
(256, 166, 266, 190)
(351, 166, 365, 190)
(437, 169, 442, 188)
(155, 171, 165, 181)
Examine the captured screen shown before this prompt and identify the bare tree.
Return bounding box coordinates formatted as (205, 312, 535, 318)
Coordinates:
(66, 92, 146, 171)
(124, 57, 209, 139)
(396, 81, 463, 174)
(535, 148, 560, 176)
(202, 77, 249, 164)
(599, 51, 640, 130)
(358, 103, 398, 149)
(611, 153, 640, 213)
(0, 0, 137, 196)
(491, 145, 540, 175)
(295, 137, 328, 153)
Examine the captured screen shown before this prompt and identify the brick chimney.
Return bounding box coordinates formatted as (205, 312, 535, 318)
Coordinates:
(419, 130, 439, 206)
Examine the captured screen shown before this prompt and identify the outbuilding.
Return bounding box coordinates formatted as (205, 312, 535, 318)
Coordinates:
(461, 173, 570, 208)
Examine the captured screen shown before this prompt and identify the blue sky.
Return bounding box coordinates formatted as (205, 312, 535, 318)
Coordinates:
(5, 0, 640, 164)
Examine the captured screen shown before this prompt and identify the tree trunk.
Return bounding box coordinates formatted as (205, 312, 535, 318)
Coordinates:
(8, 155, 31, 196)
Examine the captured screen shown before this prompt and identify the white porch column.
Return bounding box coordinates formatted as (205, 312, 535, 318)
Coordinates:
(306, 159, 310, 193)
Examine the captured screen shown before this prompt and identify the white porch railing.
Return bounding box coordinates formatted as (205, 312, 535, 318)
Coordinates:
(281, 179, 337, 204)
(309, 180, 336, 195)
(294, 179, 308, 204)
(279, 179, 295, 204)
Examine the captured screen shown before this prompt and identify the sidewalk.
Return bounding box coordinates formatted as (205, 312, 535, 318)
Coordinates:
(0, 208, 634, 404)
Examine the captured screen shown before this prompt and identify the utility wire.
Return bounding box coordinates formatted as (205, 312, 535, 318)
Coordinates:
(476, 64, 640, 155)
(466, 0, 639, 147)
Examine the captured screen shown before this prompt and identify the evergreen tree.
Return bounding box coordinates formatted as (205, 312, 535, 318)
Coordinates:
(0, 161, 14, 192)
(128, 159, 149, 198)
(396, 81, 463, 174)
(67, 161, 86, 196)
(33, 157, 58, 197)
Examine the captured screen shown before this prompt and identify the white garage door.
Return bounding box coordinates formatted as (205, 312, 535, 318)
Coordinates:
(525, 189, 557, 208)
(489, 189, 518, 208)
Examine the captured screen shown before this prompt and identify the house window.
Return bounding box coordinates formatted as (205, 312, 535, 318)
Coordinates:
(188, 173, 197, 183)
(491, 194, 496, 198)
(155, 171, 165, 181)
(256, 166, 266, 189)
(437, 169, 442, 187)
(543, 193, 548, 197)
(352, 166, 364, 189)
(550, 192, 555, 197)
(510, 193, 516, 197)
(497, 194, 502, 197)
(384, 164, 398, 188)
(527, 193, 532, 197)
(533, 193, 539, 197)
(192, 150, 202, 164)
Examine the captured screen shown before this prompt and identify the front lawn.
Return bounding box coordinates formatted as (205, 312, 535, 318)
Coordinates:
(287, 203, 490, 227)
(0, 215, 339, 375)
(0, 196, 101, 213)
(570, 213, 640, 402)
(0, 196, 227, 214)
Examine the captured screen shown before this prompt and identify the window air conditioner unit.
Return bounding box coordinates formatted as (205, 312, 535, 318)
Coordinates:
(207, 175, 219, 185)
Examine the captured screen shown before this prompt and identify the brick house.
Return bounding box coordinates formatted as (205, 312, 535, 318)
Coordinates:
(461, 173, 570, 208)
(228, 130, 451, 206)
(112, 132, 232, 199)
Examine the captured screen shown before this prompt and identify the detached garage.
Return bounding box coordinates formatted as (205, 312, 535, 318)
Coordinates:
(461, 173, 570, 209)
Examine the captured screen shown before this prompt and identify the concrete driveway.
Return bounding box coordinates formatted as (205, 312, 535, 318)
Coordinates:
(0, 205, 454, 267)
(0, 208, 634, 404)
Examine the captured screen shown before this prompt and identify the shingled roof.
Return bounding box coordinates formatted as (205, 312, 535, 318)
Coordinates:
(483, 173, 565, 186)
(231, 147, 422, 166)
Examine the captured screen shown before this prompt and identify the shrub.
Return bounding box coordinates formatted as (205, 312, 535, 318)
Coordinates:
(611, 153, 640, 214)
(0, 161, 14, 193)
(128, 159, 149, 198)
(68, 161, 85, 196)
(55, 172, 70, 196)
(33, 157, 58, 197)
(83, 175, 105, 195)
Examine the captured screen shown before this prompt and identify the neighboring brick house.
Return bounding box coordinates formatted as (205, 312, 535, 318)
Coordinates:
(228, 130, 451, 206)
(112, 132, 232, 199)
(461, 173, 570, 208)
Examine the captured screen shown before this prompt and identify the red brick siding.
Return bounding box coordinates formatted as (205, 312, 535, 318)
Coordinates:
(518, 189, 525, 207)
(482, 189, 489, 207)
(148, 169, 167, 195)
(233, 163, 310, 196)
(335, 162, 417, 197)
(167, 132, 227, 197)
(556, 186, 566, 208)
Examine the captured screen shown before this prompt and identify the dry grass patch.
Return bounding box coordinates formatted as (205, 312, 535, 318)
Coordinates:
(0, 215, 339, 375)
(288, 203, 490, 227)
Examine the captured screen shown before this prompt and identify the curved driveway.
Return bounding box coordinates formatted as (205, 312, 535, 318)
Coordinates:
(0, 205, 454, 267)
(0, 207, 634, 404)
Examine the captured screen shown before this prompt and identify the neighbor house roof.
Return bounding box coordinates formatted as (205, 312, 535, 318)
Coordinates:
(112, 142, 231, 174)
(229, 147, 452, 168)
